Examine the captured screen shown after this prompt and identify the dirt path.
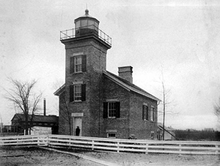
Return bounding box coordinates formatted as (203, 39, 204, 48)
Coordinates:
(0, 147, 103, 166)
(0, 147, 220, 166)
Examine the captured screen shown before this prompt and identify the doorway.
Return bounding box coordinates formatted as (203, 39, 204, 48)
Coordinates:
(73, 117, 82, 136)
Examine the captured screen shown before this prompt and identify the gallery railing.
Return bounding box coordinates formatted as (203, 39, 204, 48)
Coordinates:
(60, 25, 112, 46)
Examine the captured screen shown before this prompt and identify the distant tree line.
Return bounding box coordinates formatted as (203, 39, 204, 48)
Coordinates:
(175, 129, 220, 141)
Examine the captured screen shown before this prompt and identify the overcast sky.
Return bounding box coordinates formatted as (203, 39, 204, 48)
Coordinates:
(0, 0, 220, 130)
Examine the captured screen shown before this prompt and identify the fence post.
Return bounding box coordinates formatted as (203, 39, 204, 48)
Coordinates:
(117, 141, 120, 153)
(17, 137, 19, 145)
(215, 144, 219, 154)
(46, 135, 49, 147)
(179, 144, 182, 156)
(92, 140, 94, 150)
(36, 136, 39, 146)
(145, 143, 148, 154)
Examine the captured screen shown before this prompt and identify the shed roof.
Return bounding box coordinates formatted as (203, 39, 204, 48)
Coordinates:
(11, 113, 58, 123)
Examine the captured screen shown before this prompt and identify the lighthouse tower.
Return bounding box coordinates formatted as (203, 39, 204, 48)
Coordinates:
(59, 10, 111, 136)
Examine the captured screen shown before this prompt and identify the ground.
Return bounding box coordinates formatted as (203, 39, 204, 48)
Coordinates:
(0, 147, 219, 166)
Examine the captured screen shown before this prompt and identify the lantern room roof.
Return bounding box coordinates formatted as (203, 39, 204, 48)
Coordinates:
(74, 9, 99, 24)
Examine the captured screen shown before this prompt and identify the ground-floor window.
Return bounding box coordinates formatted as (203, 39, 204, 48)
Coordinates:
(142, 104, 149, 120)
(150, 106, 155, 122)
(151, 131, 154, 139)
(107, 133, 116, 138)
(103, 102, 120, 118)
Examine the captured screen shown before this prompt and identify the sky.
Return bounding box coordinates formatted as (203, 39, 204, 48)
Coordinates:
(0, 0, 220, 130)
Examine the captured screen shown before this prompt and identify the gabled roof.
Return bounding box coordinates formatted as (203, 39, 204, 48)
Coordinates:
(54, 71, 160, 102)
(103, 71, 160, 102)
(11, 113, 58, 123)
(54, 84, 65, 96)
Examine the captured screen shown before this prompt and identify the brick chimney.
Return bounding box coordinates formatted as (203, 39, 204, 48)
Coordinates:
(118, 66, 133, 83)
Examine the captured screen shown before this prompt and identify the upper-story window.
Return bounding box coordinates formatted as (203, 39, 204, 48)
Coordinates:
(150, 106, 155, 122)
(74, 56, 82, 73)
(103, 102, 120, 118)
(142, 104, 149, 121)
(70, 55, 86, 73)
(73, 84, 82, 101)
(69, 84, 86, 102)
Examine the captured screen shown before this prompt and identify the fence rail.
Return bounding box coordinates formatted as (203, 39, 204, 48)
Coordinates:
(0, 135, 220, 155)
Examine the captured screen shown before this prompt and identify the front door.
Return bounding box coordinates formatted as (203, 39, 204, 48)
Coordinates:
(73, 117, 82, 136)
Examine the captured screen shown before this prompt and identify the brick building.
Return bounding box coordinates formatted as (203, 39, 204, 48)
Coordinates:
(54, 10, 160, 139)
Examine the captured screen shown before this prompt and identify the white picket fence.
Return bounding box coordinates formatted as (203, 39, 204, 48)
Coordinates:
(0, 134, 220, 155)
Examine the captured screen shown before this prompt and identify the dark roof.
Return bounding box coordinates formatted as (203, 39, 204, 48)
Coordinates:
(54, 83, 65, 96)
(11, 113, 58, 123)
(103, 71, 160, 102)
(54, 70, 160, 102)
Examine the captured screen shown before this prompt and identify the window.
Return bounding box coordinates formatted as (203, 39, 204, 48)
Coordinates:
(69, 84, 86, 102)
(108, 102, 117, 117)
(151, 131, 154, 139)
(70, 55, 86, 73)
(107, 133, 116, 138)
(74, 84, 81, 101)
(150, 106, 155, 121)
(103, 102, 120, 118)
(74, 56, 82, 73)
(142, 104, 149, 120)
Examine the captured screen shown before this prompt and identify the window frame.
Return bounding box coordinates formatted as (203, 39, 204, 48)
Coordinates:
(73, 84, 82, 101)
(150, 106, 155, 122)
(103, 101, 120, 119)
(151, 131, 154, 139)
(142, 104, 149, 121)
(108, 102, 117, 118)
(70, 55, 86, 74)
(74, 56, 82, 73)
(107, 133, 116, 138)
(69, 84, 86, 102)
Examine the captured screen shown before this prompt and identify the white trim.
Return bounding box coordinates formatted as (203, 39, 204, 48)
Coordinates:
(106, 129, 117, 132)
(143, 103, 148, 106)
(54, 84, 65, 96)
(72, 81, 83, 85)
(106, 99, 119, 102)
(71, 113, 84, 117)
(71, 52, 84, 57)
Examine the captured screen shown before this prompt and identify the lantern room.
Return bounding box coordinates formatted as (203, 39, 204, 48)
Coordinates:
(74, 9, 99, 37)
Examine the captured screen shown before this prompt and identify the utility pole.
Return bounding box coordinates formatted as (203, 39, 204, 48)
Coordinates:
(162, 81, 166, 140)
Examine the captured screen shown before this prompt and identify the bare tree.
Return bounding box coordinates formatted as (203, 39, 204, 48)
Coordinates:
(61, 102, 72, 135)
(5, 79, 42, 135)
(158, 67, 177, 140)
(214, 98, 220, 127)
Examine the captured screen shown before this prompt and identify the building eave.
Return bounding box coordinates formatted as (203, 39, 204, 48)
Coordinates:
(103, 71, 131, 91)
(54, 84, 65, 96)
